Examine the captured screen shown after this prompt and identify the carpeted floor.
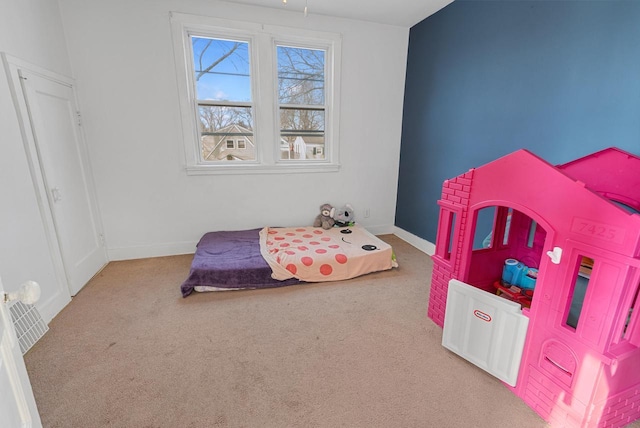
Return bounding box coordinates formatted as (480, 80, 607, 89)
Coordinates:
(24, 234, 550, 427)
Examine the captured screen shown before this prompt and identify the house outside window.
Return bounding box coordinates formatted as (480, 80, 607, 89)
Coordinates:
(202, 125, 256, 161)
(170, 12, 342, 174)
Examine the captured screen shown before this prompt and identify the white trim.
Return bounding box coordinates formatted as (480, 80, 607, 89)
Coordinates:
(107, 240, 199, 261)
(1, 53, 74, 87)
(393, 226, 435, 255)
(107, 224, 434, 261)
(363, 224, 395, 236)
(186, 164, 340, 175)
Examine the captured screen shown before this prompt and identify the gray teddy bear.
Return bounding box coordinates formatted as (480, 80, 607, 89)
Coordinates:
(313, 203, 335, 229)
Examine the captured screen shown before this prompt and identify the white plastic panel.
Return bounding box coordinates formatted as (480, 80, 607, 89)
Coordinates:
(442, 279, 529, 387)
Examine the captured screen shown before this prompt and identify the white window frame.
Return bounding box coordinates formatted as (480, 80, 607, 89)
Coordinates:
(170, 12, 341, 175)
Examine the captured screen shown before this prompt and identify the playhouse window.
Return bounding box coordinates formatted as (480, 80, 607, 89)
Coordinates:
(502, 208, 512, 246)
(445, 211, 457, 261)
(527, 221, 537, 248)
(566, 256, 593, 329)
(473, 206, 496, 249)
(472, 206, 513, 249)
(621, 279, 639, 343)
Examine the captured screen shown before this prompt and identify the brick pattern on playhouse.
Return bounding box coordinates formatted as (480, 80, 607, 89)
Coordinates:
(427, 169, 474, 327)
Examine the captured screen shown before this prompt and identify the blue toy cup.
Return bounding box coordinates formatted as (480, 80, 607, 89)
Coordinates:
(502, 258, 522, 284)
(502, 259, 538, 289)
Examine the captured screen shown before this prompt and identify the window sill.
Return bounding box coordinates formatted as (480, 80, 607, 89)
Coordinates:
(185, 163, 341, 175)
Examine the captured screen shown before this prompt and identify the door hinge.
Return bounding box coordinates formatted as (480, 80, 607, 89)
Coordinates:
(98, 233, 105, 246)
(76, 111, 82, 126)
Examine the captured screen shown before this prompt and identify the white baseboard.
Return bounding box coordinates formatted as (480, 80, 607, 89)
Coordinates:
(38, 291, 71, 325)
(392, 226, 435, 256)
(365, 223, 396, 236)
(107, 241, 198, 261)
(105, 224, 428, 261)
(107, 224, 399, 261)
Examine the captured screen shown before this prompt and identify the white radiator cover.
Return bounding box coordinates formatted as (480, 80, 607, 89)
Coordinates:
(442, 279, 529, 387)
(9, 301, 48, 355)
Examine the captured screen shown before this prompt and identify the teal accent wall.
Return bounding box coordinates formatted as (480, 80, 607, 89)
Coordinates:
(396, 0, 640, 243)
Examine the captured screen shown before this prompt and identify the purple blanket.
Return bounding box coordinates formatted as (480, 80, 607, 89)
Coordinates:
(181, 229, 300, 297)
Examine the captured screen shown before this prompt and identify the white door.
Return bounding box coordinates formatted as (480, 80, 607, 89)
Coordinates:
(18, 69, 107, 296)
(442, 279, 529, 387)
(0, 278, 42, 428)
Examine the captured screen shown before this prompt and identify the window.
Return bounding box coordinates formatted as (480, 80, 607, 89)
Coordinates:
(277, 45, 325, 160)
(566, 256, 593, 329)
(527, 220, 537, 248)
(193, 36, 254, 162)
(170, 12, 342, 174)
(502, 208, 513, 246)
(436, 209, 457, 262)
(472, 206, 496, 250)
(622, 280, 639, 343)
(446, 212, 457, 261)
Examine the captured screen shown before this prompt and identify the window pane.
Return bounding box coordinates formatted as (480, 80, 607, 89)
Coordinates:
(622, 282, 639, 341)
(446, 212, 457, 261)
(527, 221, 537, 248)
(279, 107, 324, 160)
(503, 208, 513, 245)
(566, 256, 593, 329)
(192, 36, 251, 102)
(277, 46, 325, 105)
(280, 107, 324, 133)
(199, 106, 255, 161)
(473, 206, 496, 250)
(198, 105, 253, 133)
(279, 135, 325, 160)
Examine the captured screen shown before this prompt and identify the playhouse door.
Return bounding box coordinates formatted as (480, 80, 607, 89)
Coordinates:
(442, 279, 529, 387)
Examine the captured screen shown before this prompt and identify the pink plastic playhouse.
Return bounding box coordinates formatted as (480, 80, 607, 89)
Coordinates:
(429, 147, 640, 427)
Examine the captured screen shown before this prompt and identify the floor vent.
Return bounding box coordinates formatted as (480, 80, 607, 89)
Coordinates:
(9, 301, 49, 355)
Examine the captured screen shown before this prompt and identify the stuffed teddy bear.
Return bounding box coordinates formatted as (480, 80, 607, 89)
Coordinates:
(313, 203, 335, 229)
(333, 204, 355, 227)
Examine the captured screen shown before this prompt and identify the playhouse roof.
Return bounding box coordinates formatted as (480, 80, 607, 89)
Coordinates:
(462, 148, 640, 256)
(556, 147, 640, 213)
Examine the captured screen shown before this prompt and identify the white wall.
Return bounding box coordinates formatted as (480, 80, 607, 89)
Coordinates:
(58, 0, 409, 260)
(0, 0, 73, 321)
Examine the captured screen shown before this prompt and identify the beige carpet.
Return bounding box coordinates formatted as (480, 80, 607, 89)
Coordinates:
(25, 235, 549, 428)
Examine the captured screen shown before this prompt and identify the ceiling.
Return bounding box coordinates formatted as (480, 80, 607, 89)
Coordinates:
(219, 0, 454, 28)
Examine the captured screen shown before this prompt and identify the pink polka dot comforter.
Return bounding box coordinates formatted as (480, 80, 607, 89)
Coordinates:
(259, 224, 397, 282)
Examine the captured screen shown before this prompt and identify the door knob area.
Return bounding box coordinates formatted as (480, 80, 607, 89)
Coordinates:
(51, 187, 62, 202)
